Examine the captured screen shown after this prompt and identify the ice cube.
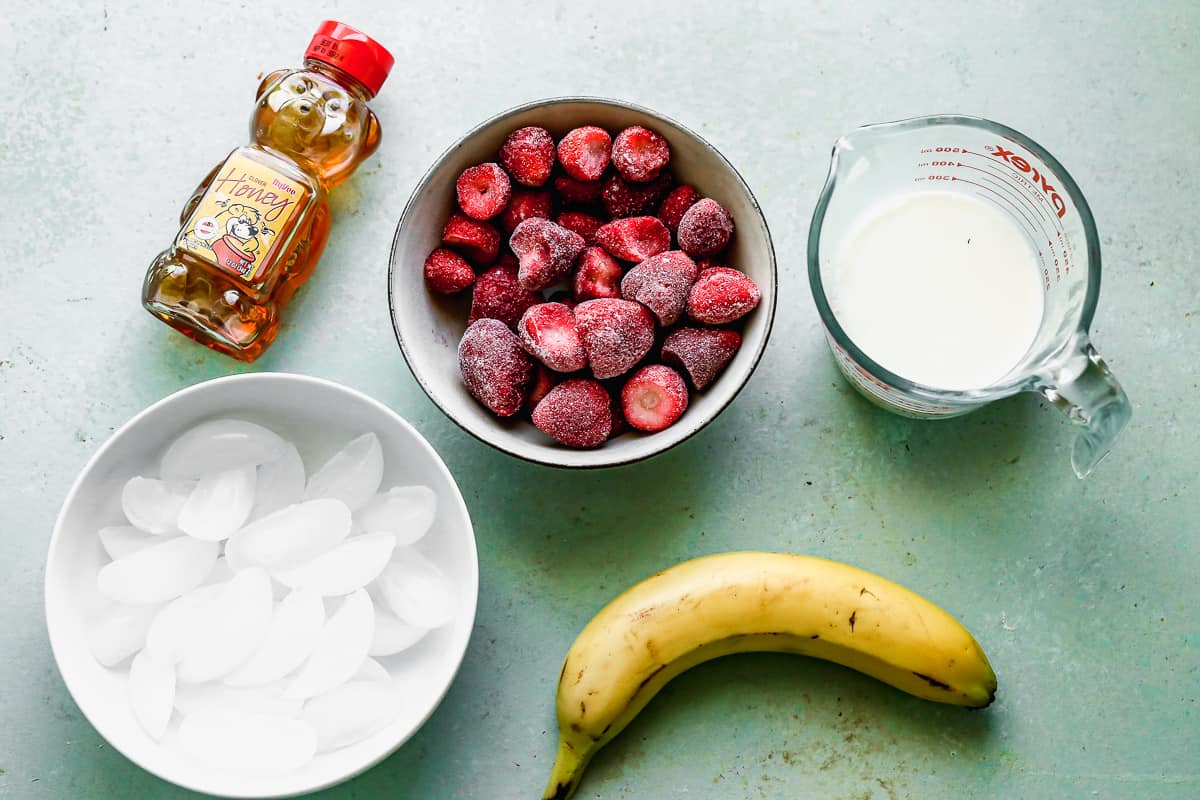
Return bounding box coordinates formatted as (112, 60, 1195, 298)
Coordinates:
(304, 433, 383, 512)
(98, 525, 160, 560)
(377, 547, 457, 629)
(121, 477, 193, 534)
(176, 567, 275, 684)
(97, 537, 219, 605)
(354, 656, 391, 684)
(224, 536, 251, 572)
(369, 604, 430, 657)
(224, 589, 325, 687)
(274, 533, 395, 596)
(128, 649, 175, 741)
(145, 583, 226, 664)
(178, 710, 317, 774)
(202, 556, 235, 586)
(355, 486, 437, 546)
(225, 499, 351, 570)
(250, 442, 305, 520)
(160, 419, 287, 481)
(87, 604, 158, 667)
(302, 680, 403, 752)
(174, 680, 302, 717)
(177, 464, 256, 542)
(284, 589, 373, 700)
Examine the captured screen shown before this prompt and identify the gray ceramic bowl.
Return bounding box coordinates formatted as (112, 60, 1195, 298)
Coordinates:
(388, 97, 776, 468)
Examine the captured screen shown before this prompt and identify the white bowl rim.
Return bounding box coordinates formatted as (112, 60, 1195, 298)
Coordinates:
(43, 371, 479, 798)
(387, 95, 778, 470)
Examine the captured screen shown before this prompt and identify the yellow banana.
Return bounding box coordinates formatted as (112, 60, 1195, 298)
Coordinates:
(542, 552, 997, 800)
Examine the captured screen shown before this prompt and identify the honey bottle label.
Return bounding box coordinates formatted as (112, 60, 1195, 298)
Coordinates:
(176, 153, 312, 282)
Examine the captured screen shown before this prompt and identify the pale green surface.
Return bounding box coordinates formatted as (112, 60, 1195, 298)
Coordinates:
(1, 1, 1198, 798)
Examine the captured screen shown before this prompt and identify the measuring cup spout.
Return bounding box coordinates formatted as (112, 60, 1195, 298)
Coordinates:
(1038, 335, 1132, 478)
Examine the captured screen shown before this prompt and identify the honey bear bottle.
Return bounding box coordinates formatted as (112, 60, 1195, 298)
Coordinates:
(142, 21, 393, 362)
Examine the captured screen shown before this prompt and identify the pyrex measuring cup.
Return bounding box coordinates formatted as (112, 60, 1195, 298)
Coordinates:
(807, 115, 1131, 478)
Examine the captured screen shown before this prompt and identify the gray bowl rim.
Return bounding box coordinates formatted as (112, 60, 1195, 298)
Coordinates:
(43, 371, 480, 798)
(387, 95, 778, 470)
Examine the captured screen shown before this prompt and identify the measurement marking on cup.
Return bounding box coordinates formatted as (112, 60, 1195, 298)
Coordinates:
(961, 149, 1065, 223)
(957, 162, 1049, 227)
(915, 149, 1076, 285)
(964, 174, 1043, 234)
(971, 174, 1062, 258)
(953, 178, 1041, 241)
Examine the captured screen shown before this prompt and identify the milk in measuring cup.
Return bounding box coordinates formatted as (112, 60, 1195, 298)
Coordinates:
(829, 191, 1044, 390)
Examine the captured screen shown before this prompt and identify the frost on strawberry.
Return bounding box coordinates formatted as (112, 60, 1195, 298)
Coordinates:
(459, 319, 533, 417)
(509, 218, 586, 291)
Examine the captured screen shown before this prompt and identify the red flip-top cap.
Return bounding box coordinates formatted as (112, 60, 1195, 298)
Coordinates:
(305, 21, 394, 97)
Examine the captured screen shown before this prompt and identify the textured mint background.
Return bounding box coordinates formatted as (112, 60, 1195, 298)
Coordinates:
(1, 1, 1197, 798)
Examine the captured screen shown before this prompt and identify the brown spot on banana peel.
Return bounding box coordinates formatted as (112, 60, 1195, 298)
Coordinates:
(547, 780, 575, 800)
(579, 700, 586, 717)
(911, 671, 952, 690)
(848, 610, 857, 631)
(632, 605, 657, 621)
(636, 664, 667, 692)
(860, 587, 878, 600)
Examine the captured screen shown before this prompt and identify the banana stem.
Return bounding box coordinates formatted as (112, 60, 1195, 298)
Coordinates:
(540, 739, 589, 800)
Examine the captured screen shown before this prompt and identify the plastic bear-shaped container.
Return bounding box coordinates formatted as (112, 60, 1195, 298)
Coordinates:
(142, 21, 393, 362)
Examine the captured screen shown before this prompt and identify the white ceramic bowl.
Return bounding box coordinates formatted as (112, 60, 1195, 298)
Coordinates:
(44, 373, 478, 798)
(389, 97, 777, 468)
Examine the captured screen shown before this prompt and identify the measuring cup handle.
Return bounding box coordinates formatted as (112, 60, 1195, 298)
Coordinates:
(1038, 336, 1132, 478)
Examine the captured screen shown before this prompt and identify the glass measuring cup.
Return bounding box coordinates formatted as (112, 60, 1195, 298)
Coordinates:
(807, 115, 1131, 478)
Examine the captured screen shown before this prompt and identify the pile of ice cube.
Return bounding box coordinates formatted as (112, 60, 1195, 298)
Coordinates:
(87, 419, 456, 772)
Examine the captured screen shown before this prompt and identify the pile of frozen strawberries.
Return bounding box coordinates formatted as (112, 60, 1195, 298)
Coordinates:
(423, 123, 762, 448)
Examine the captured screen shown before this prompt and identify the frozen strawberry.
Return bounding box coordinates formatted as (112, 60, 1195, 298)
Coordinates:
(518, 302, 588, 373)
(499, 126, 555, 187)
(469, 264, 542, 328)
(612, 125, 671, 182)
(459, 319, 533, 417)
(661, 327, 742, 390)
(509, 218, 586, 291)
(621, 365, 689, 432)
(620, 251, 698, 326)
(456, 162, 512, 220)
(553, 174, 604, 207)
(499, 188, 553, 235)
(424, 247, 475, 294)
(556, 211, 604, 245)
(574, 299, 656, 380)
(532, 379, 612, 448)
(557, 126, 612, 181)
(608, 394, 630, 438)
(686, 266, 761, 324)
(677, 198, 734, 256)
(658, 184, 701, 234)
(442, 213, 500, 265)
(601, 172, 672, 218)
(595, 216, 671, 263)
(526, 364, 559, 411)
(546, 289, 577, 309)
(572, 247, 623, 301)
